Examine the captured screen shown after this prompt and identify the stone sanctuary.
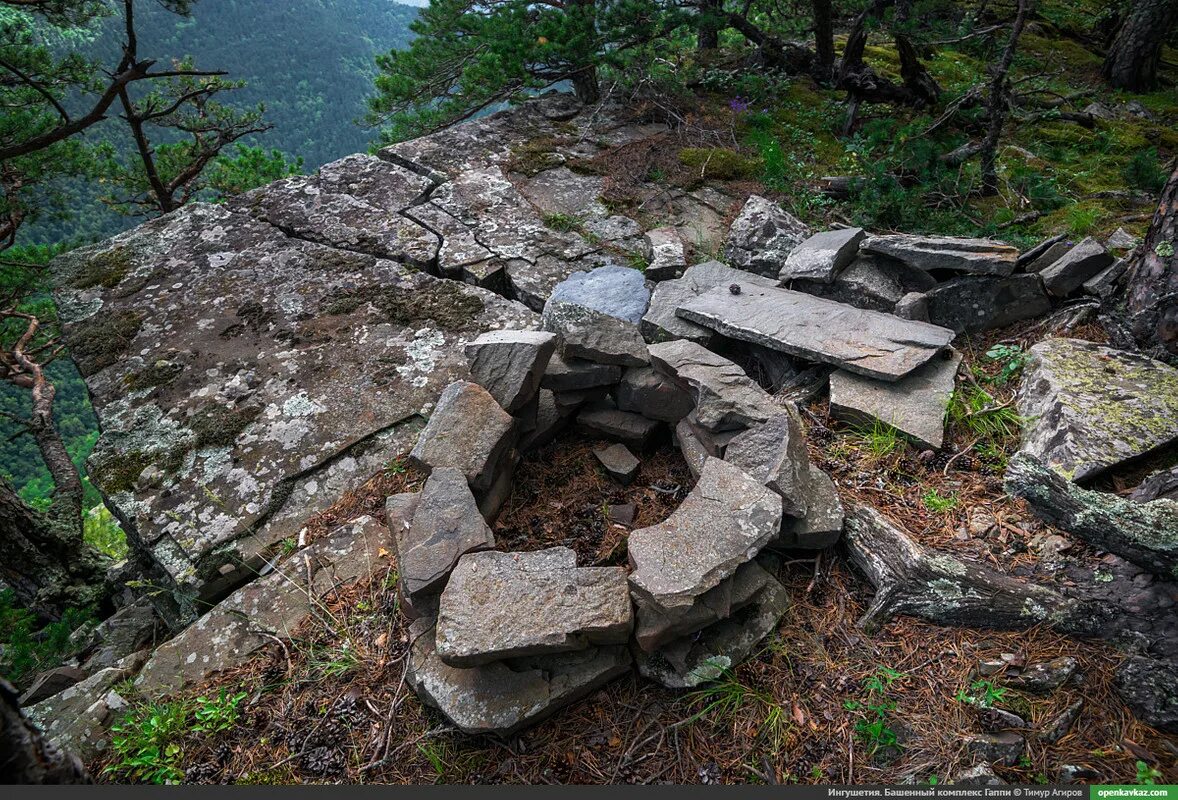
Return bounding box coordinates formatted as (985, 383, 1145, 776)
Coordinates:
(23, 95, 1178, 768)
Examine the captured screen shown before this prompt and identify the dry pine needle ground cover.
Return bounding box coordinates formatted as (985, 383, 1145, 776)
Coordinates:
(91, 318, 1178, 785)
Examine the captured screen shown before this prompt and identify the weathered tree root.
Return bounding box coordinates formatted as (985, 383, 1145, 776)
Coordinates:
(0, 680, 90, 784)
(841, 503, 1112, 636)
(1005, 452, 1178, 579)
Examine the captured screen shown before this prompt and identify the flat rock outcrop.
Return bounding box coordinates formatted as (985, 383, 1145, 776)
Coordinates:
(641, 260, 776, 344)
(1017, 338, 1178, 481)
(435, 548, 632, 666)
(676, 285, 955, 381)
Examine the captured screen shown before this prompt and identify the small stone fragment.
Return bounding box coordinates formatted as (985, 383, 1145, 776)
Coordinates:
(19, 666, 89, 706)
(1082, 258, 1127, 298)
(952, 764, 1006, 785)
(964, 732, 1025, 767)
(1038, 236, 1114, 297)
(779, 227, 865, 283)
(435, 548, 633, 666)
(1004, 656, 1078, 693)
(463, 330, 557, 412)
(976, 706, 1030, 732)
(398, 468, 496, 600)
(1024, 240, 1071, 273)
(594, 443, 641, 485)
(1041, 700, 1083, 744)
(674, 418, 710, 480)
(724, 195, 811, 277)
(894, 291, 929, 321)
(644, 226, 687, 281)
(577, 407, 660, 450)
(409, 380, 516, 492)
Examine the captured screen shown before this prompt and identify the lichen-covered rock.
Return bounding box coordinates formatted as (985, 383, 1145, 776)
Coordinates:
(26, 663, 139, 763)
(861, 234, 1018, 276)
(435, 548, 632, 666)
(134, 517, 392, 696)
(1016, 338, 1178, 481)
(1113, 655, 1178, 733)
(723, 195, 811, 277)
(54, 203, 534, 610)
(464, 330, 557, 413)
(644, 226, 687, 281)
(628, 457, 781, 613)
(407, 618, 631, 736)
(397, 468, 496, 601)
(409, 381, 516, 492)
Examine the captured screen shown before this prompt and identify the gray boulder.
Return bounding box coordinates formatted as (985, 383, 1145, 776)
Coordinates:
(724, 195, 811, 277)
(543, 300, 649, 367)
(546, 264, 650, 324)
(780, 227, 865, 283)
(27, 662, 141, 762)
(409, 380, 516, 492)
(1017, 338, 1178, 481)
(464, 330, 557, 412)
(541, 352, 621, 391)
(614, 366, 694, 423)
(1024, 240, 1071, 273)
(829, 351, 962, 450)
(923, 274, 1051, 333)
(676, 285, 955, 381)
(628, 457, 782, 613)
(398, 468, 496, 600)
(1113, 656, 1178, 733)
(407, 618, 630, 736)
(435, 548, 632, 666)
(861, 234, 1018, 276)
(19, 666, 89, 706)
(648, 339, 777, 432)
(1039, 236, 1114, 297)
(793, 253, 935, 312)
(724, 411, 812, 518)
(593, 443, 641, 485)
(1083, 258, 1127, 298)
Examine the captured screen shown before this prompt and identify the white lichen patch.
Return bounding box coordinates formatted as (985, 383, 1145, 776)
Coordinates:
(397, 328, 448, 388)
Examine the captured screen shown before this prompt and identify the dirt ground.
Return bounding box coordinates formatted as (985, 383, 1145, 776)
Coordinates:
(91, 319, 1178, 785)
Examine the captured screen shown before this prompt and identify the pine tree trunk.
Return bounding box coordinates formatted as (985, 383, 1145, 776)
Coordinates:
(0, 680, 90, 784)
(1102, 0, 1178, 91)
(698, 0, 721, 50)
(811, 0, 835, 82)
(1125, 164, 1178, 358)
(571, 65, 600, 104)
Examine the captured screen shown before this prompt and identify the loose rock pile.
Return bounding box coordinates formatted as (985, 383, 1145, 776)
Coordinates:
(31, 95, 1177, 764)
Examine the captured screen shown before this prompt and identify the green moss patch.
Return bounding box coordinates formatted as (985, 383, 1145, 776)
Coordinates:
(190, 404, 262, 449)
(124, 361, 185, 392)
(65, 309, 145, 376)
(69, 247, 135, 291)
(678, 147, 757, 180)
(324, 281, 485, 330)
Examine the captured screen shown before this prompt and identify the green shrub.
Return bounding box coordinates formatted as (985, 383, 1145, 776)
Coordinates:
(0, 591, 96, 687)
(1123, 147, 1167, 193)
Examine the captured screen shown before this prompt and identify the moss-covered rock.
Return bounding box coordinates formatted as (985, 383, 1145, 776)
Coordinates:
(324, 281, 486, 330)
(678, 148, 758, 180)
(64, 309, 145, 376)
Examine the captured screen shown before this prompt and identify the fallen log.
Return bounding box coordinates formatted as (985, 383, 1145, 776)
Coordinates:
(1005, 452, 1178, 579)
(841, 503, 1112, 636)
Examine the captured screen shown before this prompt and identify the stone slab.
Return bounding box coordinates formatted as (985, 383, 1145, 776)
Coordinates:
(409, 380, 516, 492)
(464, 330, 557, 412)
(780, 227, 865, 283)
(676, 285, 955, 381)
(862, 234, 1018, 276)
(435, 548, 633, 666)
(648, 339, 778, 432)
(594, 443, 641, 485)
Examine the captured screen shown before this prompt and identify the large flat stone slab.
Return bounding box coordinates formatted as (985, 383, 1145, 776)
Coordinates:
(648, 339, 778, 432)
(397, 468, 496, 600)
(829, 351, 962, 450)
(408, 618, 631, 736)
(628, 457, 782, 612)
(676, 285, 955, 381)
(1017, 338, 1178, 482)
(435, 548, 632, 666)
(861, 235, 1018, 276)
(409, 380, 516, 492)
(54, 202, 534, 611)
(135, 517, 392, 696)
(641, 260, 777, 344)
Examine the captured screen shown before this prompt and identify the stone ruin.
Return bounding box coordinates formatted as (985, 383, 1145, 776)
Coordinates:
(25, 94, 1178, 759)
